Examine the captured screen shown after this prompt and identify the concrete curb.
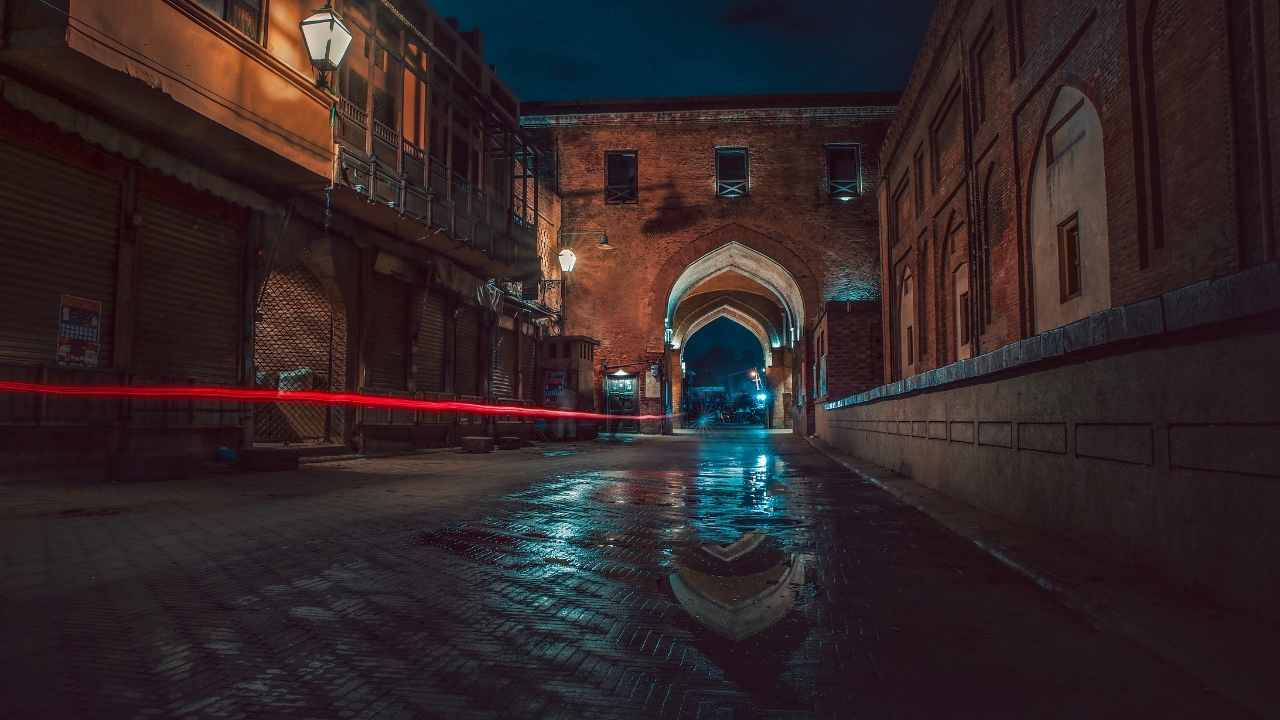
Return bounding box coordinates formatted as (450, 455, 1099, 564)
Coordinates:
(804, 435, 1275, 719)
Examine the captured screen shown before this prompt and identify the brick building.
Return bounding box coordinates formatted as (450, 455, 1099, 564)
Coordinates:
(816, 0, 1280, 615)
(0, 0, 563, 477)
(523, 95, 895, 431)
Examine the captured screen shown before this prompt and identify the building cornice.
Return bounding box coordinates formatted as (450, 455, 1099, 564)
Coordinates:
(521, 105, 897, 128)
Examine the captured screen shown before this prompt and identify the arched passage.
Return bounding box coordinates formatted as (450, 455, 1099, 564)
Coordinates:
(679, 307, 773, 366)
(665, 241, 806, 347)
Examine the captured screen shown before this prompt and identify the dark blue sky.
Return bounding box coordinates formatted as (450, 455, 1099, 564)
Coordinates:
(683, 317, 763, 388)
(426, 0, 936, 102)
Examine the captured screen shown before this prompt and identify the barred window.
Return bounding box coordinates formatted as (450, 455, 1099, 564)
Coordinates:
(827, 145, 861, 200)
(195, 0, 263, 42)
(605, 151, 638, 203)
(715, 147, 749, 198)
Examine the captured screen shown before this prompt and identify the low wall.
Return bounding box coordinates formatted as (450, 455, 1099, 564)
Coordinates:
(816, 267, 1280, 615)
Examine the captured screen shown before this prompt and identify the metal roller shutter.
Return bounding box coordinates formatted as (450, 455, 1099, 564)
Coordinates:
(134, 197, 240, 384)
(520, 331, 537, 400)
(453, 306, 481, 396)
(415, 292, 446, 392)
(367, 276, 408, 390)
(491, 326, 516, 399)
(0, 142, 120, 367)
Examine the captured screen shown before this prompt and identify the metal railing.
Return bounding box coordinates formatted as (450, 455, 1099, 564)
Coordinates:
(605, 183, 638, 203)
(333, 133, 539, 275)
(716, 179, 748, 198)
(829, 178, 861, 198)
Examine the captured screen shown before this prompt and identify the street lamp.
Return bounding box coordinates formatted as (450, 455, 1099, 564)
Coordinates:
(300, 1, 354, 90)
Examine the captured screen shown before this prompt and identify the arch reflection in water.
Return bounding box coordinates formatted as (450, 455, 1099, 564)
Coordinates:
(669, 529, 811, 641)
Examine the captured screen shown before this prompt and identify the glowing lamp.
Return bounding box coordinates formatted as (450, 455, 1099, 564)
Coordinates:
(558, 248, 577, 273)
(300, 2, 353, 85)
(756, 393, 767, 402)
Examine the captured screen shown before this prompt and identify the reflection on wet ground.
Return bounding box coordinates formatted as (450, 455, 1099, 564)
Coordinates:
(1, 429, 1245, 718)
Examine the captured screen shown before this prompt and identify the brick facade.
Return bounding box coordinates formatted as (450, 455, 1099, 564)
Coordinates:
(814, 301, 883, 403)
(877, 0, 1280, 383)
(523, 95, 895, 429)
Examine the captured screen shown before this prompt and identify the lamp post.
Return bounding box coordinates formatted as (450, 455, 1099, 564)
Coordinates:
(300, 1, 354, 91)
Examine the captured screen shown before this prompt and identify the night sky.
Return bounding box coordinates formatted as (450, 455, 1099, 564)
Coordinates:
(425, 0, 936, 102)
(683, 317, 764, 390)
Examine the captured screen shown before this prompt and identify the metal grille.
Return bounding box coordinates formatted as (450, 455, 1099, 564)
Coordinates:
(253, 266, 347, 444)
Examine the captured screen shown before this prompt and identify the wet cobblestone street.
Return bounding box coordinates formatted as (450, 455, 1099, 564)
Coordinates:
(0, 431, 1245, 718)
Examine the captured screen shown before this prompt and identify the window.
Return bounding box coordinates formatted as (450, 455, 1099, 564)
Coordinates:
(605, 151, 638, 203)
(195, 0, 262, 41)
(1058, 214, 1082, 301)
(826, 145, 861, 200)
(959, 291, 972, 345)
(340, 34, 368, 107)
(715, 148, 749, 197)
(372, 89, 397, 129)
(907, 326, 915, 365)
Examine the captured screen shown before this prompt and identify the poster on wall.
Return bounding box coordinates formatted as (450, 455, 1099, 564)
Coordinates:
(56, 295, 102, 369)
(644, 371, 661, 399)
(543, 369, 567, 407)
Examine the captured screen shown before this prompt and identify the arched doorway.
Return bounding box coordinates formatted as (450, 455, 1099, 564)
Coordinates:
(253, 263, 348, 445)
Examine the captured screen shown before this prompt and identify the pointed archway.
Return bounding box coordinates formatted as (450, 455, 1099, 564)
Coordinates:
(664, 241, 807, 347)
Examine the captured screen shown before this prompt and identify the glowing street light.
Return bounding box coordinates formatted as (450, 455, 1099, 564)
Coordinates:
(558, 248, 577, 273)
(300, 2, 354, 89)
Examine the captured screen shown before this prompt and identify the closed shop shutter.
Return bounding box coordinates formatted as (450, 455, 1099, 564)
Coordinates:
(367, 276, 409, 389)
(520, 331, 537, 400)
(453, 306, 481, 396)
(134, 196, 240, 384)
(492, 326, 516, 399)
(0, 142, 120, 367)
(415, 292, 446, 392)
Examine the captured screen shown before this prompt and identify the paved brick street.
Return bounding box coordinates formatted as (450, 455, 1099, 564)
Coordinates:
(0, 431, 1246, 719)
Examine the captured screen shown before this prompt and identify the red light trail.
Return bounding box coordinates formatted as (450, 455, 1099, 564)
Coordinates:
(0, 381, 676, 422)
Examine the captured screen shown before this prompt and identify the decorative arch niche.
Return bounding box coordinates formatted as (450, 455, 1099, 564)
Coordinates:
(1028, 86, 1111, 334)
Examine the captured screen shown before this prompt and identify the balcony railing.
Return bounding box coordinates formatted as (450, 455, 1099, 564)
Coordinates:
(337, 96, 366, 127)
(333, 138, 537, 275)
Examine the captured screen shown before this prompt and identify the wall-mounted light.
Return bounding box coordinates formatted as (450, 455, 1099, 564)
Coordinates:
(300, 1, 354, 90)
(558, 248, 577, 273)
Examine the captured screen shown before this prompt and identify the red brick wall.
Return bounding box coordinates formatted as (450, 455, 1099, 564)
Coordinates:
(816, 300, 883, 401)
(526, 99, 894, 418)
(879, 0, 1280, 383)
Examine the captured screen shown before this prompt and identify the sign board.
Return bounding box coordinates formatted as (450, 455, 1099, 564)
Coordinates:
(56, 295, 102, 368)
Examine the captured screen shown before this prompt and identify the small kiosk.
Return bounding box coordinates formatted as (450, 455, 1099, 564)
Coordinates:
(540, 335, 600, 440)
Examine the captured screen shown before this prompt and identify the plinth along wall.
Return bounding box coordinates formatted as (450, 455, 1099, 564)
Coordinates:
(817, 0, 1280, 615)
(523, 95, 896, 431)
(0, 0, 561, 478)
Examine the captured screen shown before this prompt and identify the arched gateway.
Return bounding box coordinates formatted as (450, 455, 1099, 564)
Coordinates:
(662, 241, 807, 429)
